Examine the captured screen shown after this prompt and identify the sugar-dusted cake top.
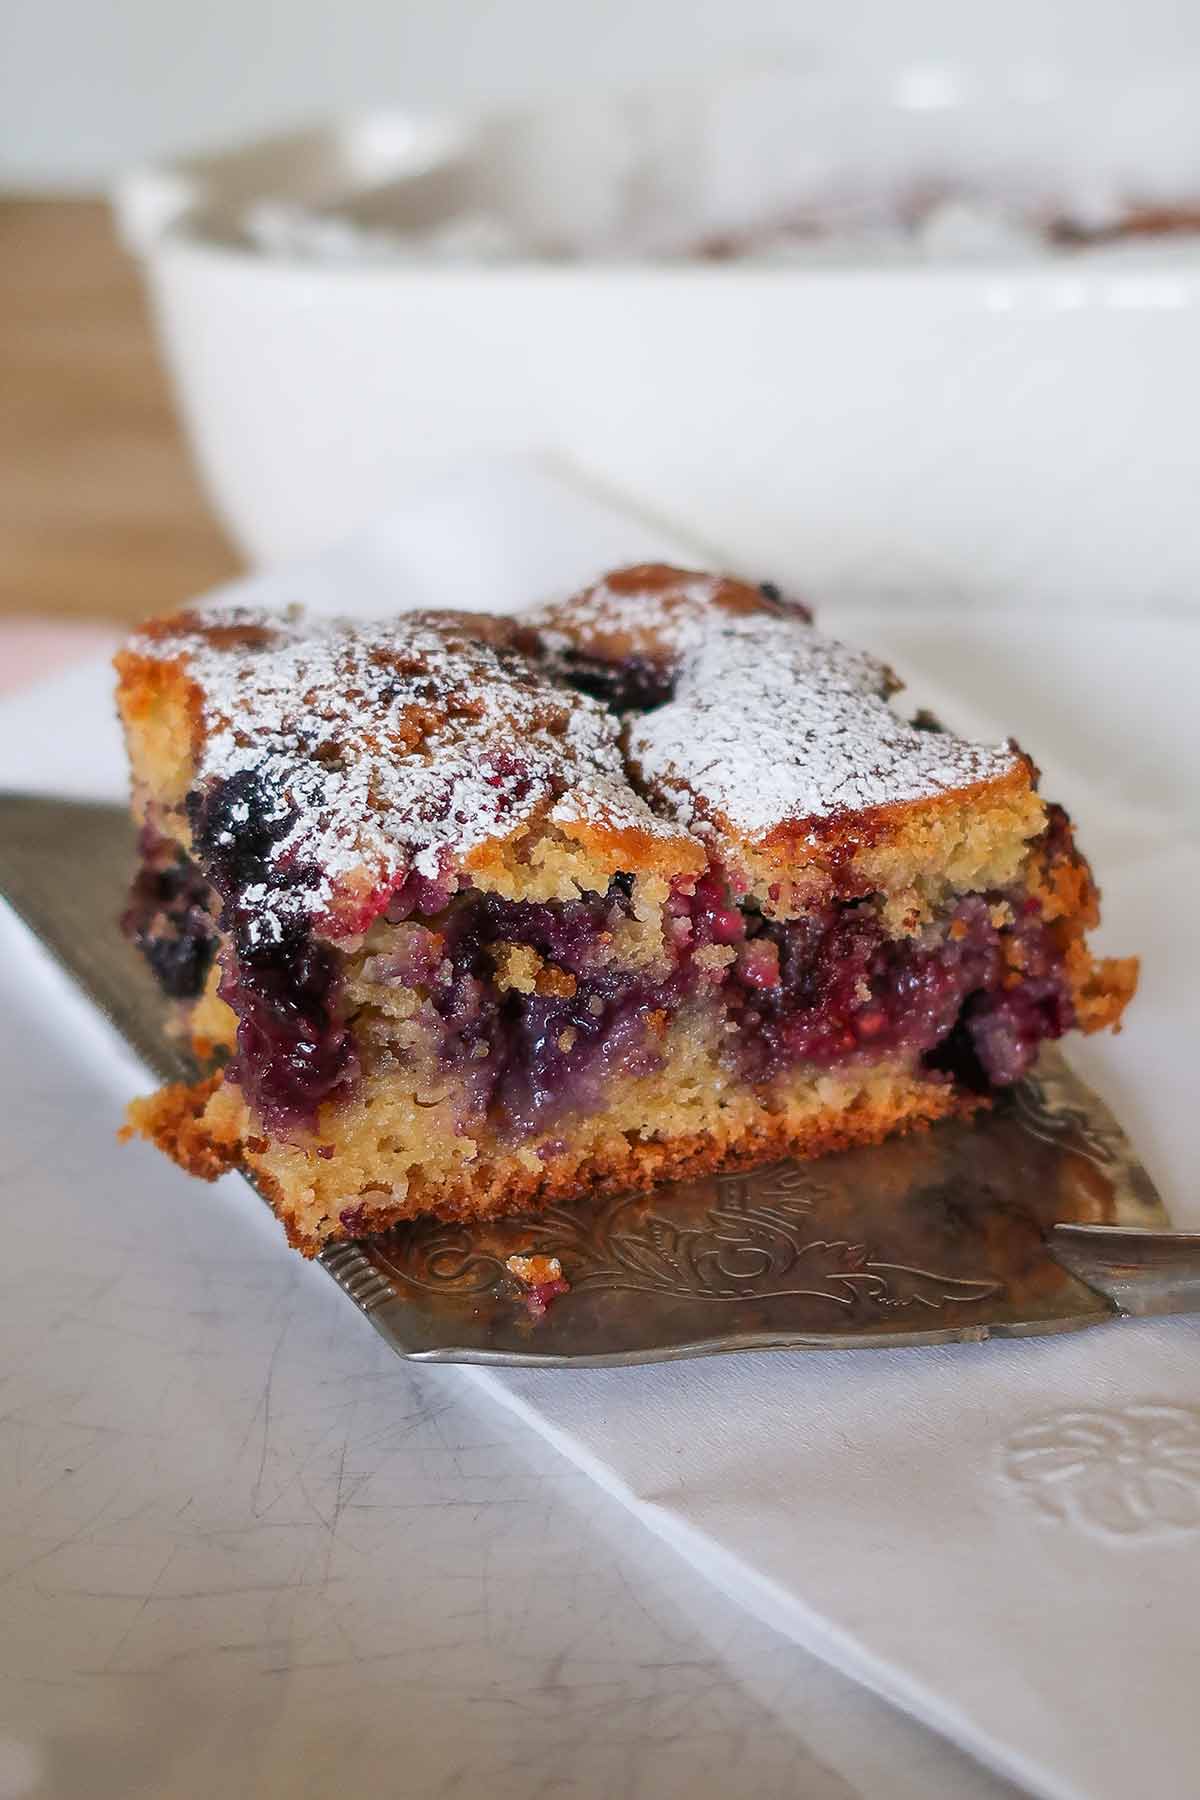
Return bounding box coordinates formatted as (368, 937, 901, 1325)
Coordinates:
(524, 565, 1024, 848)
(118, 565, 1028, 938)
(118, 600, 697, 940)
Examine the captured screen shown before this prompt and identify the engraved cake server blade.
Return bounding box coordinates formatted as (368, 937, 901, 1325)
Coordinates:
(1, 791, 1191, 1367)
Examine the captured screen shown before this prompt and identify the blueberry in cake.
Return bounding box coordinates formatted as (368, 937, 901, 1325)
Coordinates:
(116, 566, 1136, 1254)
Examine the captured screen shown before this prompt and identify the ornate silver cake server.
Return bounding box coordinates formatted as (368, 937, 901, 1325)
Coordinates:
(2, 791, 1193, 1367)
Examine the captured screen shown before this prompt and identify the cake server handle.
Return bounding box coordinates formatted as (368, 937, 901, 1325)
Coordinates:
(1049, 1225, 1200, 1318)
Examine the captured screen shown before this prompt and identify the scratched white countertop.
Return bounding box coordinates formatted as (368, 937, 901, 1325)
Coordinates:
(0, 901, 1023, 1800)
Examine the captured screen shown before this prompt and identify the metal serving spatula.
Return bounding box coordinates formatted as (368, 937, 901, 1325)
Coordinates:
(2, 792, 1195, 1367)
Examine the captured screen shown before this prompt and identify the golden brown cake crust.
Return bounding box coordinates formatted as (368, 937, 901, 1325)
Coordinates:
(122, 1066, 977, 1257)
(120, 1072, 234, 1181)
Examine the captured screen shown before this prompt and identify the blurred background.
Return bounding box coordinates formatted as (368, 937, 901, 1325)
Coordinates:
(4, 0, 1200, 686)
(9, 0, 1200, 188)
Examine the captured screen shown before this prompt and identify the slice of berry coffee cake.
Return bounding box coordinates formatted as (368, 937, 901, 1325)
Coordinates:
(116, 567, 1136, 1255)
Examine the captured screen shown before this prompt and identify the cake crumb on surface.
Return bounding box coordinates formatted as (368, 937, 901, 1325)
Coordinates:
(506, 1253, 565, 1286)
(506, 1253, 571, 1320)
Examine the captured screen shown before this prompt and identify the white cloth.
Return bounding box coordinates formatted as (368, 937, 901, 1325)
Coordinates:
(3, 460, 1197, 1800)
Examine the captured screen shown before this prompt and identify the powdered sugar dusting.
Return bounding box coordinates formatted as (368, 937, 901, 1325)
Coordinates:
(129, 602, 680, 940)
(527, 568, 734, 670)
(536, 572, 724, 651)
(631, 616, 1017, 838)
(127, 570, 1022, 943)
(531, 567, 1020, 843)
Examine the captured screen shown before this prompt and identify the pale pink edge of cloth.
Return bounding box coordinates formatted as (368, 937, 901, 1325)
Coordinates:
(0, 621, 121, 696)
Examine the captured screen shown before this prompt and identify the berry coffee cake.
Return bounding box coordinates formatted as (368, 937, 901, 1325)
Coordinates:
(116, 566, 1136, 1254)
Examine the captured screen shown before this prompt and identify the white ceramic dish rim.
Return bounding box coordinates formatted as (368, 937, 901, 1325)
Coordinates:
(117, 67, 1200, 284)
(145, 232, 1200, 294)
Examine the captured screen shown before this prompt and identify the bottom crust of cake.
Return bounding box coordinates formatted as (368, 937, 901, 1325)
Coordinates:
(123, 1047, 979, 1257)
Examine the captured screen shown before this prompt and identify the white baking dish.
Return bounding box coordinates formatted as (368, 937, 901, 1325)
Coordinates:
(116, 72, 1200, 604)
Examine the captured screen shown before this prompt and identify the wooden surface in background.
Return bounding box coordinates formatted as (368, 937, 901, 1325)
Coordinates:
(1, 198, 240, 624)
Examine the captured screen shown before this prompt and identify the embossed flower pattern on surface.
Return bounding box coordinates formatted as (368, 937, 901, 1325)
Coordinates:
(1003, 1405, 1200, 1538)
(308, 1044, 1167, 1362)
(370, 1163, 1002, 1315)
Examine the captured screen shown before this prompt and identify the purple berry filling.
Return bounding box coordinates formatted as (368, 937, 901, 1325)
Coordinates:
(554, 651, 676, 713)
(121, 825, 220, 1001)
(420, 879, 666, 1137)
(724, 891, 1074, 1089)
(408, 874, 1074, 1136)
(186, 771, 358, 1132)
(128, 777, 1075, 1140)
